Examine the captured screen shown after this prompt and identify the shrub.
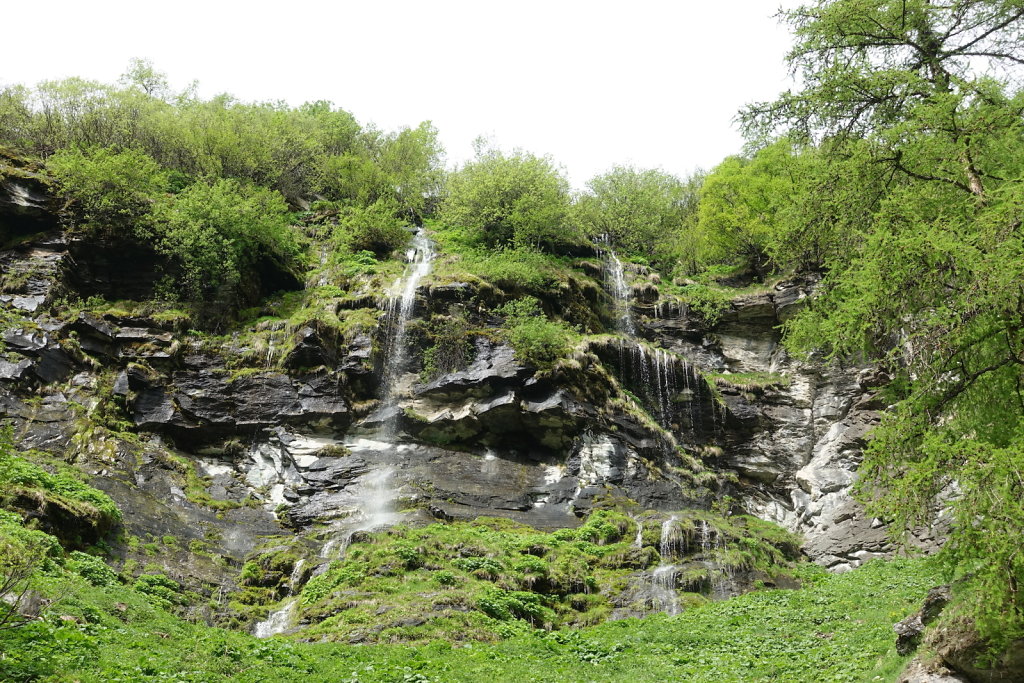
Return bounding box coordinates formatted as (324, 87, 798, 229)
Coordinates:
(332, 201, 409, 257)
(155, 178, 299, 301)
(497, 297, 577, 370)
(67, 551, 119, 588)
(47, 145, 168, 237)
(133, 574, 186, 610)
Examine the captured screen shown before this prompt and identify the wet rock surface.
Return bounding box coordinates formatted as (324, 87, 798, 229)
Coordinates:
(640, 278, 943, 569)
(0, 232, 945, 611)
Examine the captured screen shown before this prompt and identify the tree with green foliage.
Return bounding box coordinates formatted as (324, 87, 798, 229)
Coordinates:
(47, 145, 167, 236)
(440, 141, 574, 250)
(0, 62, 443, 217)
(696, 142, 800, 277)
(747, 0, 1024, 648)
(155, 178, 300, 302)
(575, 165, 701, 273)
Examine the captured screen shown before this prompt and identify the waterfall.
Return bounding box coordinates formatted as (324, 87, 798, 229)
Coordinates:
(612, 338, 686, 434)
(319, 453, 401, 563)
(378, 229, 435, 432)
(252, 558, 308, 638)
(659, 515, 685, 560)
(696, 519, 732, 599)
(283, 230, 434, 632)
(253, 598, 298, 638)
(596, 236, 694, 437)
(597, 234, 636, 336)
(650, 565, 680, 616)
(639, 515, 735, 616)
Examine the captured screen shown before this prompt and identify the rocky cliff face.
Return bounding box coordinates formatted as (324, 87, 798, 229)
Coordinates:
(637, 281, 942, 572)
(0, 187, 941, 627)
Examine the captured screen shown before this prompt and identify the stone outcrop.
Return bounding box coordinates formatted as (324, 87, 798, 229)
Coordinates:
(0, 228, 947, 612)
(639, 277, 943, 570)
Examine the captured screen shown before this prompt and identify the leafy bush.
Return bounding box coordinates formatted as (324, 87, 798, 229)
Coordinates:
(439, 142, 576, 250)
(478, 587, 554, 626)
(155, 177, 300, 301)
(679, 283, 732, 325)
(497, 297, 578, 370)
(326, 200, 410, 257)
(67, 551, 119, 588)
(133, 574, 186, 610)
(0, 511, 61, 630)
(47, 145, 168, 236)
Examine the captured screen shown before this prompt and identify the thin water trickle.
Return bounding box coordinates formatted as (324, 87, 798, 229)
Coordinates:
(379, 229, 435, 435)
(253, 598, 298, 638)
(289, 559, 306, 588)
(597, 234, 636, 336)
(651, 564, 680, 616)
(659, 515, 685, 560)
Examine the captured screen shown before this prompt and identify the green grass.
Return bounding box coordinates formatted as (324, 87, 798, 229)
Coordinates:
(707, 371, 792, 392)
(0, 556, 936, 682)
(285, 510, 800, 644)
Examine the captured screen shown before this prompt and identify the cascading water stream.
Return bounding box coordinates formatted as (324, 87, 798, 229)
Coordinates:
(597, 235, 686, 433)
(697, 519, 733, 599)
(647, 516, 686, 615)
(597, 234, 637, 336)
(379, 229, 436, 433)
(256, 230, 435, 638)
(252, 559, 308, 638)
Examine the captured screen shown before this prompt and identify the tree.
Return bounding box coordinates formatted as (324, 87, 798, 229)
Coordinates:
(155, 178, 299, 302)
(696, 142, 800, 277)
(377, 121, 444, 222)
(439, 142, 574, 250)
(119, 58, 170, 100)
(743, 0, 1024, 201)
(747, 0, 1024, 647)
(575, 165, 698, 271)
(47, 145, 168, 237)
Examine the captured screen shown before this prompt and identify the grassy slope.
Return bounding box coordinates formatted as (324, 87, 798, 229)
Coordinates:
(0, 557, 936, 682)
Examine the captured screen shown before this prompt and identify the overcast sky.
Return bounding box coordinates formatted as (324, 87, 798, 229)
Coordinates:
(3, 0, 800, 187)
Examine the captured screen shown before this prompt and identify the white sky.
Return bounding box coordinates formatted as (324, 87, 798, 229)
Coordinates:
(3, 0, 800, 188)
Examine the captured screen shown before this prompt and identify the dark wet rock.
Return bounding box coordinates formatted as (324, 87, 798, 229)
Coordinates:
(428, 282, 473, 304)
(925, 618, 1024, 683)
(773, 275, 819, 322)
(417, 340, 530, 400)
(63, 238, 172, 301)
(112, 370, 130, 396)
(2, 327, 52, 353)
(896, 585, 952, 655)
(283, 326, 336, 369)
(128, 354, 350, 445)
(0, 160, 58, 240)
(33, 346, 76, 383)
(8, 487, 114, 549)
(897, 658, 969, 683)
(0, 357, 33, 381)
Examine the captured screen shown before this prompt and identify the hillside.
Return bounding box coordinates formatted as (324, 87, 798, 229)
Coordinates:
(2, 2, 1024, 681)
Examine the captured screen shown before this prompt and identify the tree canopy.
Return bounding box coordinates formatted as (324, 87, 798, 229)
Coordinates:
(746, 0, 1024, 647)
(438, 142, 574, 250)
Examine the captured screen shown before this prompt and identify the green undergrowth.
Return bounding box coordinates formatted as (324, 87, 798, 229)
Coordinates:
(430, 221, 600, 303)
(0, 428, 121, 546)
(293, 510, 801, 644)
(707, 371, 792, 398)
(0, 552, 937, 682)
